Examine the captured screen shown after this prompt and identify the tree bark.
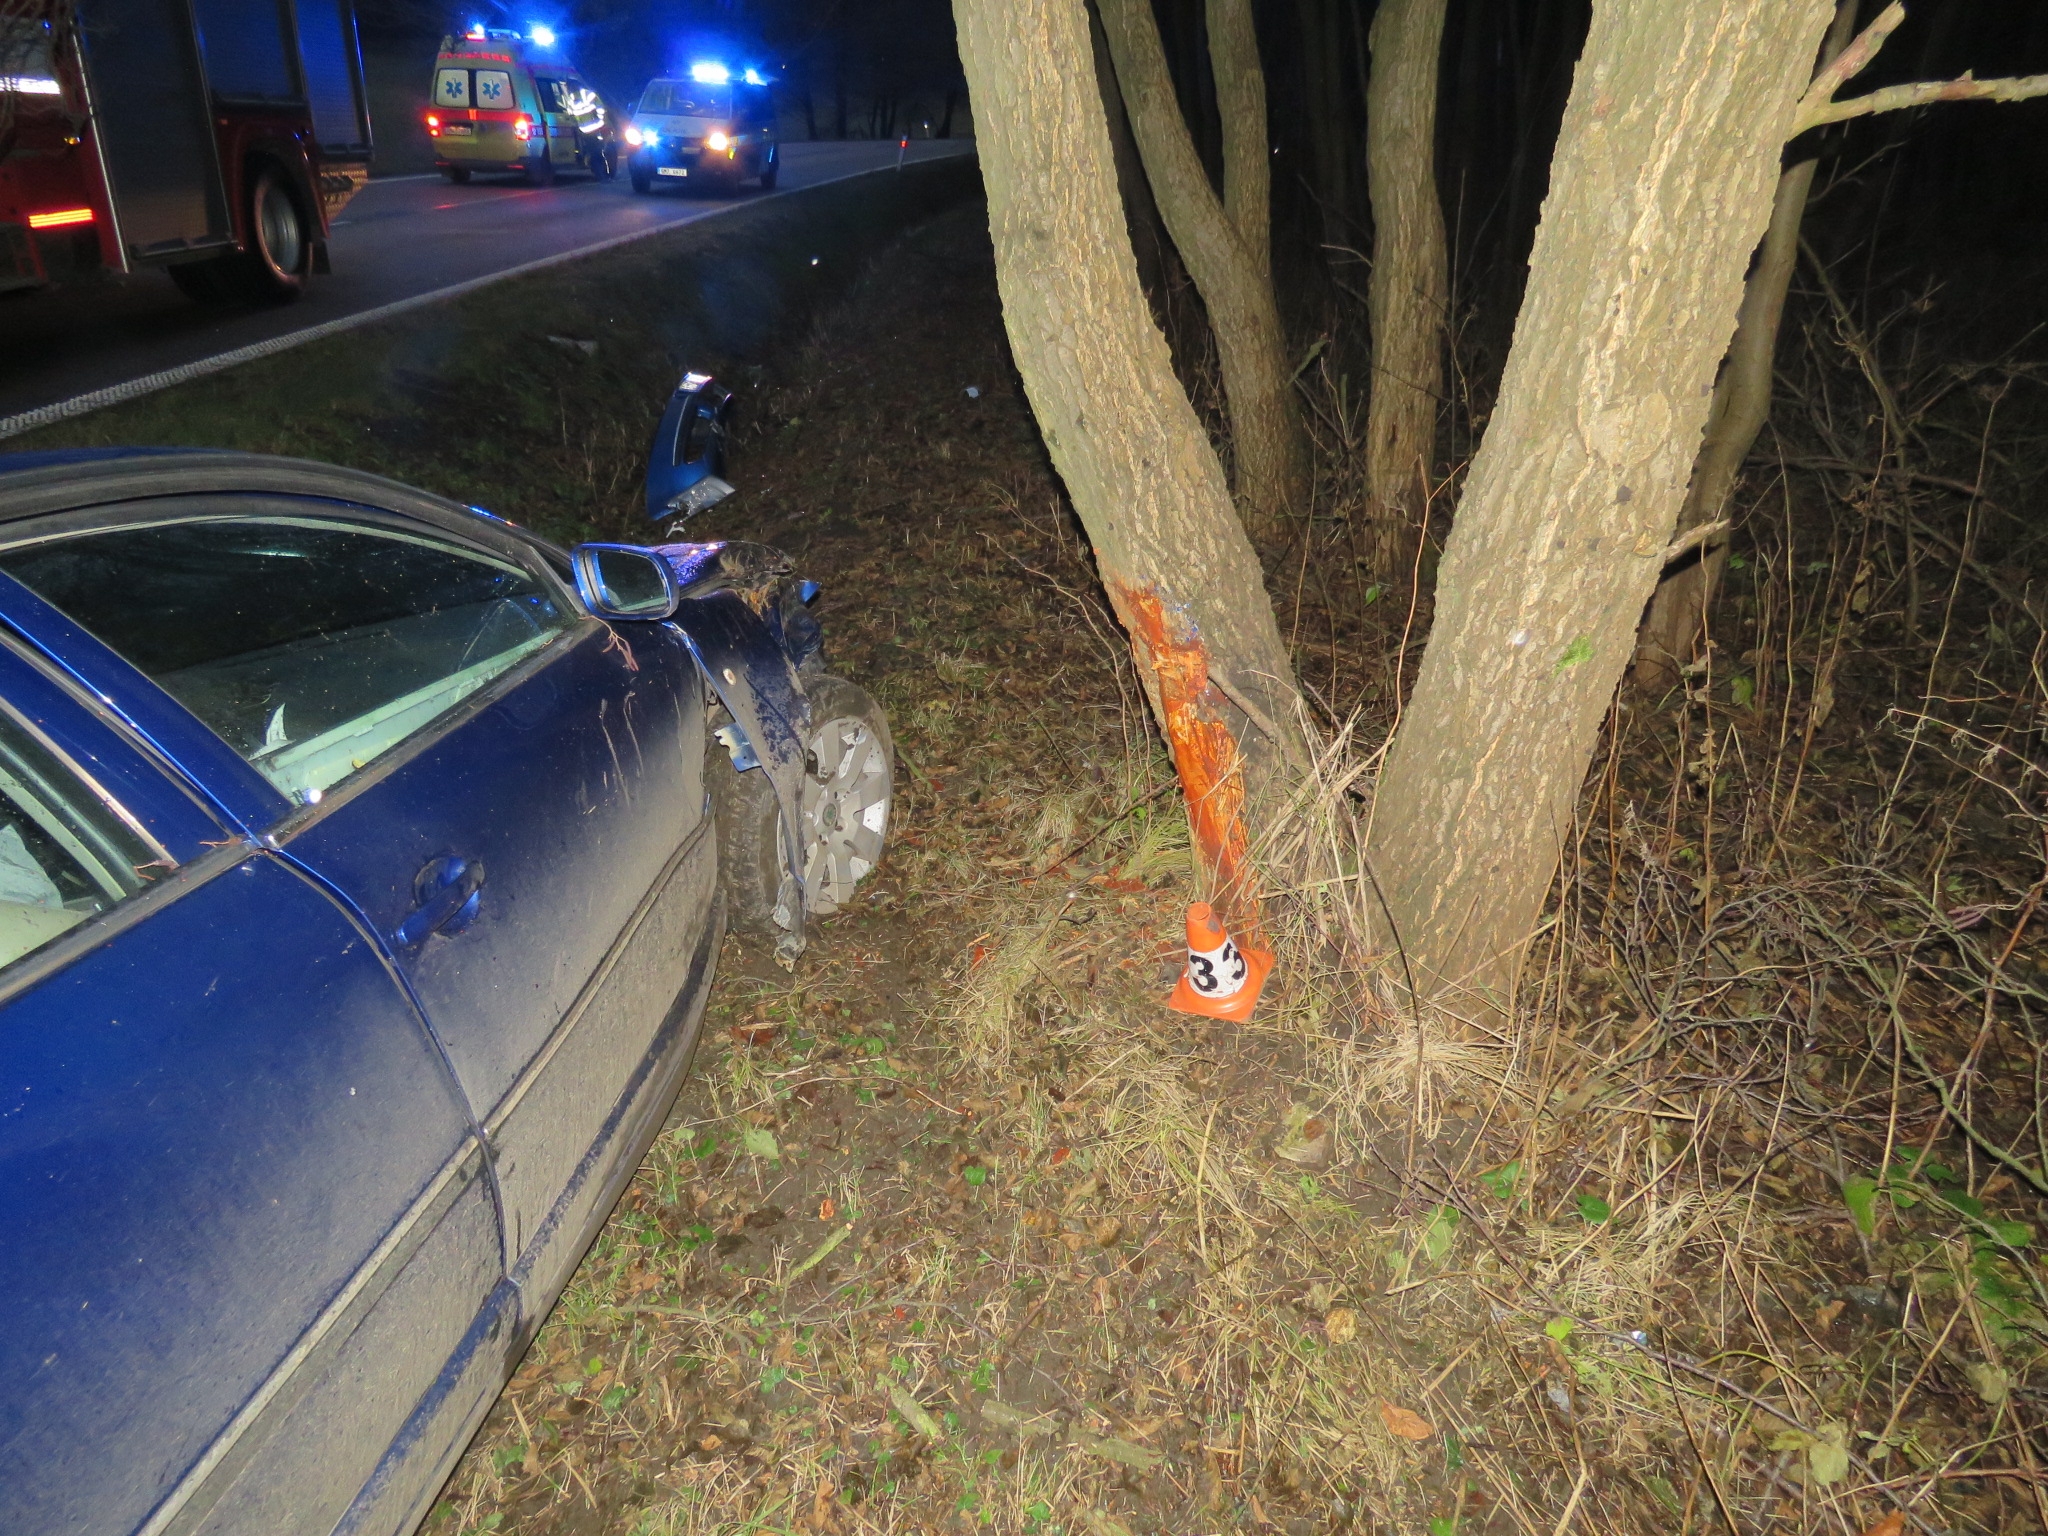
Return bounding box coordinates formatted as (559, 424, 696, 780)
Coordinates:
(951, 0, 1313, 927)
(1207, 0, 1269, 290)
(1363, 0, 1451, 580)
(1635, 0, 1861, 687)
(1097, 0, 1310, 526)
(1366, 0, 1837, 1012)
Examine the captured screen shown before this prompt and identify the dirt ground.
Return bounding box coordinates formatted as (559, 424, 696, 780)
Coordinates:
(392, 200, 2048, 1536)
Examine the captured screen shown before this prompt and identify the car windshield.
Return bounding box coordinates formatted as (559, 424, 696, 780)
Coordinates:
(637, 79, 727, 117)
(0, 516, 572, 804)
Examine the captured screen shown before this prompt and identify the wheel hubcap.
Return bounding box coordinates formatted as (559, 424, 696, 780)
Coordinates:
(793, 715, 889, 914)
(257, 182, 303, 276)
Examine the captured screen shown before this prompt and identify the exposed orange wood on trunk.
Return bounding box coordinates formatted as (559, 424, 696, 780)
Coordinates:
(1113, 583, 1259, 935)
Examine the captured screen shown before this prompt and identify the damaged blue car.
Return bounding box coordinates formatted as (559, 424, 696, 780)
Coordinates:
(0, 374, 891, 1536)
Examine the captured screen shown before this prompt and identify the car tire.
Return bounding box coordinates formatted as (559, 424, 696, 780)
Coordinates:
(710, 675, 893, 939)
(630, 169, 652, 194)
(442, 165, 472, 184)
(236, 164, 313, 302)
(759, 148, 779, 190)
(527, 153, 555, 186)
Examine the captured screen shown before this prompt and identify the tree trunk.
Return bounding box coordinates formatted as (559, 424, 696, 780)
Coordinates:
(937, 87, 957, 139)
(1363, 0, 1450, 581)
(1098, 0, 1310, 526)
(1366, 0, 1836, 1012)
(1634, 0, 1862, 687)
(950, 0, 1313, 927)
(1207, 0, 1269, 290)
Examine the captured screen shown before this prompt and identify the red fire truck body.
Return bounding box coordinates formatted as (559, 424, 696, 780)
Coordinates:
(1, 0, 372, 302)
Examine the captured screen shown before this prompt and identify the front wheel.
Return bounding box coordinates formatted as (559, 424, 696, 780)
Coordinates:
(711, 675, 893, 939)
(758, 147, 779, 190)
(527, 153, 555, 186)
(629, 168, 652, 194)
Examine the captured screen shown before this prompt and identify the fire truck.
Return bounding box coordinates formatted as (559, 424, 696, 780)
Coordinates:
(0, 0, 372, 304)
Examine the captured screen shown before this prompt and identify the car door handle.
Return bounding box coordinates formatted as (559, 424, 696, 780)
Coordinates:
(394, 855, 485, 952)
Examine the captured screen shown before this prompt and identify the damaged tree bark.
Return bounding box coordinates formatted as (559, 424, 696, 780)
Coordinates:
(1097, 0, 1310, 527)
(1362, 0, 1450, 582)
(950, 0, 1312, 926)
(1366, 0, 1838, 1013)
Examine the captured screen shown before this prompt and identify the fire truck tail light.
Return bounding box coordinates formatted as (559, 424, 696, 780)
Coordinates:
(28, 207, 94, 229)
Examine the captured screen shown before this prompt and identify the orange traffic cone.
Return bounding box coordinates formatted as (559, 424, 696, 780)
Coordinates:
(1165, 902, 1273, 1021)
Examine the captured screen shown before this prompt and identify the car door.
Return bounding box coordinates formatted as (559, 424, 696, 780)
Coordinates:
(0, 631, 503, 1536)
(0, 496, 718, 1309)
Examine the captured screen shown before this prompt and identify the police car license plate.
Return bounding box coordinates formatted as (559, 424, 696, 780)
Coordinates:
(657, 167, 688, 177)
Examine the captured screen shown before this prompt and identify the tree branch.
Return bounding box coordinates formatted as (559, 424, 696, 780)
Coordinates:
(1795, 69, 2048, 135)
(1792, 0, 1904, 127)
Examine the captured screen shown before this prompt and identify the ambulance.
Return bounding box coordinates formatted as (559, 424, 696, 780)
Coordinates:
(426, 26, 614, 185)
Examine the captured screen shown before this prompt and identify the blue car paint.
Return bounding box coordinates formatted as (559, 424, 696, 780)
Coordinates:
(0, 449, 777, 1536)
(280, 619, 712, 1283)
(0, 849, 486, 1536)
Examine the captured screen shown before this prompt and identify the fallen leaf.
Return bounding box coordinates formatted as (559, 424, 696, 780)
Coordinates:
(883, 1379, 944, 1439)
(818, 1196, 836, 1221)
(1082, 1512, 1135, 1536)
(783, 1223, 853, 1285)
(1380, 1402, 1434, 1440)
(1092, 1216, 1124, 1246)
(1075, 1433, 1162, 1471)
(1857, 1514, 1905, 1536)
(741, 1126, 780, 1161)
(1324, 1307, 1357, 1345)
(1966, 1361, 2010, 1404)
(729, 1018, 779, 1047)
(1274, 1104, 1333, 1167)
(1813, 1298, 1846, 1330)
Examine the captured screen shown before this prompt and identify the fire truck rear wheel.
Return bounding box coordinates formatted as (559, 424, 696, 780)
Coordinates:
(238, 166, 312, 302)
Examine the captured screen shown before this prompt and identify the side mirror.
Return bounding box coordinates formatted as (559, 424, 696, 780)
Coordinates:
(645, 369, 736, 523)
(571, 543, 678, 619)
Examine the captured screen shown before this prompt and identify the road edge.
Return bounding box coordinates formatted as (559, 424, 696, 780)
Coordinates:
(0, 146, 976, 443)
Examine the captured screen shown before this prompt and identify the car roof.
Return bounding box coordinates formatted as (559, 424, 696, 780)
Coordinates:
(0, 449, 569, 568)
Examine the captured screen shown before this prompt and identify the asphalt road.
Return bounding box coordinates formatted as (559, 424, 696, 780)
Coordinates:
(0, 139, 974, 436)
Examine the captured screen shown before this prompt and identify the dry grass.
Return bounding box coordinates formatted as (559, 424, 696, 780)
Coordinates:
(408, 201, 2048, 1536)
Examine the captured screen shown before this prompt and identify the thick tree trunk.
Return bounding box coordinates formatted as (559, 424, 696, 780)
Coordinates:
(951, 0, 1313, 927)
(1367, 0, 1836, 1012)
(1363, 0, 1450, 580)
(1634, 0, 1862, 687)
(1098, 0, 1310, 526)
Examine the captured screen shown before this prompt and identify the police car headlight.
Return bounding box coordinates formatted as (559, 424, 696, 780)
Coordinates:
(705, 130, 729, 151)
(625, 125, 648, 147)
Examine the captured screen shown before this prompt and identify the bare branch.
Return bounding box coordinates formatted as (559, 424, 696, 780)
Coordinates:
(1794, 0, 1905, 126)
(1794, 69, 2048, 135)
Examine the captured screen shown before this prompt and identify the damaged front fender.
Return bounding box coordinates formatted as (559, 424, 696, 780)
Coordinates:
(571, 535, 824, 955)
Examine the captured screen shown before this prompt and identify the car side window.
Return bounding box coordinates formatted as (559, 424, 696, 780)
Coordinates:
(0, 516, 575, 806)
(0, 705, 155, 973)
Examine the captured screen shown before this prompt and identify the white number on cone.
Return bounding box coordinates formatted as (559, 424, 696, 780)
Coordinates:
(1186, 939, 1248, 997)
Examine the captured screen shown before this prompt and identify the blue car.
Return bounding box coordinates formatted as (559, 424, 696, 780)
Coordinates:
(0, 434, 892, 1534)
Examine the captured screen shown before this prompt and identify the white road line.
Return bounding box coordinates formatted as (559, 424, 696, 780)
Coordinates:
(364, 172, 444, 184)
(0, 147, 973, 442)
